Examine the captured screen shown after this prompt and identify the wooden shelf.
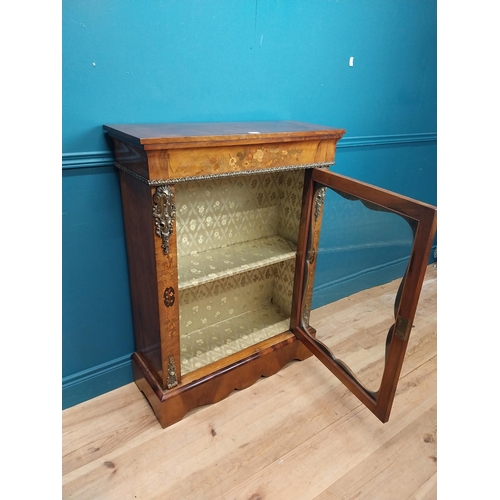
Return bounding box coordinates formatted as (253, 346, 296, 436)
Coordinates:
(180, 303, 290, 375)
(177, 235, 297, 290)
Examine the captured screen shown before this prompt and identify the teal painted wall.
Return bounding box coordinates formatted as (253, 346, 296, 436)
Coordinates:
(62, 0, 437, 408)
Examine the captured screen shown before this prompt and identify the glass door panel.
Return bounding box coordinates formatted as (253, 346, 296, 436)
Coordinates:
(291, 168, 436, 422)
(311, 187, 414, 393)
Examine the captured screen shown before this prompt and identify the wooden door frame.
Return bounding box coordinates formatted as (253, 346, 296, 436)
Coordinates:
(291, 168, 437, 423)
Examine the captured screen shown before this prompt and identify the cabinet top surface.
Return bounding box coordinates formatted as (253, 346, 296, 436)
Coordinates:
(103, 120, 346, 147)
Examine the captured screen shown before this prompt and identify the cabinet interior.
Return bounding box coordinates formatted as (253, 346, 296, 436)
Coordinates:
(175, 169, 305, 375)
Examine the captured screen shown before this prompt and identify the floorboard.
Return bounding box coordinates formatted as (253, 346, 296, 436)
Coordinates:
(62, 265, 437, 500)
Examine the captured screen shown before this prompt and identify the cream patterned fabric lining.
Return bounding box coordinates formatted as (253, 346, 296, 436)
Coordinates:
(175, 170, 304, 256)
(271, 259, 296, 318)
(179, 265, 292, 374)
(179, 266, 276, 336)
(176, 170, 304, 375)
(180, 305, 289, 374)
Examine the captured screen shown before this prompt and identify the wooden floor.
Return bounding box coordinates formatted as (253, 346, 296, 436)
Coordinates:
(62, 265, 437, 500)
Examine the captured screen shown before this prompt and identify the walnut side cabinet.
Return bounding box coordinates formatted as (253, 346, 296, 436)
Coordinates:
(103, 121, 437, 428)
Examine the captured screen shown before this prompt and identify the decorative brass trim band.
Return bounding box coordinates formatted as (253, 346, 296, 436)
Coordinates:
(114, 161, 334, 185)
(153, 186, 176, 254)
(166, 355, 178, 389)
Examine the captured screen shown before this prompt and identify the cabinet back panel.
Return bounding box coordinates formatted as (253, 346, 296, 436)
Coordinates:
(175, 170, 305, 257)
(174, 169, 306, 375)
(179, 267, 276, 335)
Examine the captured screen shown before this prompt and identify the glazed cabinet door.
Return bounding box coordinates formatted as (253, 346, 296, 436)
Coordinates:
(291, 168, 437, 423)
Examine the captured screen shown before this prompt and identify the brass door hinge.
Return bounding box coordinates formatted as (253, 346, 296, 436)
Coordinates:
(394, 316, 412, 342)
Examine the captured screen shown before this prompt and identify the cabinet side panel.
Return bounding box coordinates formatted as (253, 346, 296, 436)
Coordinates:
(151, 184, 182, 389)
(291, 169, 318, 331)
(119, 172, 162, 379)
(113, 139, 151, 179)
(272, 169, 305, 316)
(302, 187, 325, 325)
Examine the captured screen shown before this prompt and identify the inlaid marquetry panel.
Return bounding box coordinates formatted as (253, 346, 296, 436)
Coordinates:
(165, 140, 335, 180)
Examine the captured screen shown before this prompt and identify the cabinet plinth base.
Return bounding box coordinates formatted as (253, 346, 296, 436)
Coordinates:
(132, 332, 313, 428)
